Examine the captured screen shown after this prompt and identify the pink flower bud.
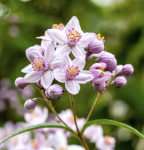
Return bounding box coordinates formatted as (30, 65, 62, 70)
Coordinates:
(15, 77, 27, 89)
(24, 99, 36, 110)
(122, 64, 134, 76)
(88, 39, 104, 54)
(100, 52, 117, 72)
(115, 65, 123, 75)
(114, 76, 127, 88)
(45, 84, 63, 99)
(92, 82, 106, 92)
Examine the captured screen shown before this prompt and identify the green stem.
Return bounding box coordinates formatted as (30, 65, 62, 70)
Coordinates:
(69, 94, 89, 150)
(85, 75, 116, 123)
(32, 84, 69, 128)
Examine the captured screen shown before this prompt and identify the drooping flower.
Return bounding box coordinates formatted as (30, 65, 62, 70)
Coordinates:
(22, 42, 64, 88)
(53, 55, 94, 95)
(48, 16, 96, 57)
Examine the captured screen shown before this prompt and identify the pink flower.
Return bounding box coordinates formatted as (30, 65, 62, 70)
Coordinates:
(22, 42, 64, 88)
(54, 55, 94, 95)
(96, 136, 115, 150)
(24, 106, 48, 125)
(57, 109, 85, 132)
(48, 16, 96, 57)
(89, 63, 111, 84)
(84, 125, 103, 142)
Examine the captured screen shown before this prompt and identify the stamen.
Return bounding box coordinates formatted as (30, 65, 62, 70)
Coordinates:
(72, 27, 74, 30)
(105, 136, 112, 145)
(66, 66, 80, 79)
(97, 33, 105, 43)
(31, 140, 39, 148)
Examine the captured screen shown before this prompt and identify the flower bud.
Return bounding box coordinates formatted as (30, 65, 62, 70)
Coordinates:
(88, 39, 104, 54)
(92, 82, 106, 92)
(45, 84, 63, 99)
(114, 76, 127, 88)
(24, 99, 36, 110)
(100, 52, 117, 72)
(15, 77, 27, 89)
(115, 65, 123, 75)
(122, 64, 134, 76)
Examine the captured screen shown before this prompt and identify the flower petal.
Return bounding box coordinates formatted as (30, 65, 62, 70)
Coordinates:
(90, 69, 102, 78)
(44, 42, 55, 63)
(48, 29, 67, 44)
(72, 56, 85, 70)
(55, 44, 71, 56)
(64, 16, 83, 34)
(63, 54, 72, 71)
(74, 70, 94, 84)
(53, 69, 67, 83)
(72, 46, 85, 57)
(50, 57, 64, 70)
(21, 64, 33, 73)
(68, 145, 85, 150)
(77, 33, 96, 47)
(41, 70, 54, 88)
(65, 80, 80, 95)
(93, 71, 111, 84)
(26, 48, 43, 62)
(24, 71, 43, 83)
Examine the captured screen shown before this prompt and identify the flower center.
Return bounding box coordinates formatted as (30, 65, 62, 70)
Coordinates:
(12, 137, 18, 145)
(31, 58, 46, 71)
(67, 27, 82, 47)
(60, 147, 68, 150)
(31, 139, 39, 148)
(30, 111, 37, 120)
(97, 33, 105, 43)
(66, 66, 80, 79)
(105, 136, 113, 145)
(98, 67, 105, 76)
(52, 23, 64, 30)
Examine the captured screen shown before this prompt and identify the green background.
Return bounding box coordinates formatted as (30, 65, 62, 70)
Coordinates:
(0, 0, 144, 149)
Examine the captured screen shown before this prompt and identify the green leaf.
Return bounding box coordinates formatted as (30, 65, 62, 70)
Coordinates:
(0, 122, 76, 145)
(81, 119, 144, 139)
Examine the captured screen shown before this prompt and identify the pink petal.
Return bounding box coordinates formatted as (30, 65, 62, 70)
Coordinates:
(68, 145, 85, 150)
(72, 56, 85, 70)
(77, 33, 96, 47)
(72, 46, 85, 57)
(26, 48, 42, 62)
(41, 70, 54, 88)
(50, 57, 64, 70)
(55, 44, 71, 56)
(44, 42, 55, 63)
(74, 70, 94, 84)
(53, 69, 67, 83)
(63, 54, 72, 71)
(24, 71, 43, 83)
(93, 71, 111, 84)
(65, 80, 80, 95)
(90, 63, 103, 70)
(48, 29, 67, 44)
(21, 64, 33, 73)
(64, 16, 83, 34)
(90, 69, 102, 78)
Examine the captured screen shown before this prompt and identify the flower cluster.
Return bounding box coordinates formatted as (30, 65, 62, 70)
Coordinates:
(15, 16, 134, 97)
(13, 16, 134, 150)
(0, 107, 115, 150)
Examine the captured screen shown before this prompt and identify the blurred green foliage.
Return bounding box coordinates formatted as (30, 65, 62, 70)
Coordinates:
(0, 0, 144, 149)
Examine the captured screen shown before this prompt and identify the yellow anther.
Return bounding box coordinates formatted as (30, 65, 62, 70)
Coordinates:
(69, 66, 71, 69)
(105, 136, 112, 145)
(97, 33, 101, 37)
(101, 37, 105, 40)
(68, 34, 70, 36)
(34, 67, 37, 70)
(71, 33, 75, 35)
(59, 23, 63, 26)
(101, 72, 105, 76)
(77, 69, 80, 71)
(31, 63, 34, 65)
(70, 37, 74, 39)
(73, 38, 76, 40)
(44, 33, 46, 36)
(77, 31, 79, 34)
(98, 67, 104, 71)
(31, 140, 39, 148)
(74, 71, 77, 74)
(35, 59, 38, 61)
(76, 35, 80, 37)
(74, 67, 76, 69)
(72, 27, 74, 30)
(53, 24, 58, 28)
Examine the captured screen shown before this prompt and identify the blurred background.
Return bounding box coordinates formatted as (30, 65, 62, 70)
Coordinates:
(0, 0, 144, 149)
